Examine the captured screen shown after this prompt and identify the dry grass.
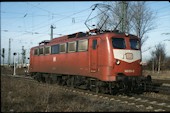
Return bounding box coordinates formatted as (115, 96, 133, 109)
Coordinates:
(1, 75, 147, 112)
(1, 66, 27, 75)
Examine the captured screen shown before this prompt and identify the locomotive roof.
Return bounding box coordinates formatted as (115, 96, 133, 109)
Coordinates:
(32, 30, 139, 49)
(50, 32, 88, 43)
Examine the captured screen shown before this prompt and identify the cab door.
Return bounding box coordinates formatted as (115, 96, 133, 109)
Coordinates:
(89, 38, 98, 72)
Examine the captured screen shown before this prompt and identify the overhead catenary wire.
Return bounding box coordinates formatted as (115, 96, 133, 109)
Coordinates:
(18, 7, 90, 38)
(26, 2, 66, 17)
(1, 16, 88, 38)
(3, 7, 91, 40)
(2, 2, 169, 46)
(31, 7, 91, 32)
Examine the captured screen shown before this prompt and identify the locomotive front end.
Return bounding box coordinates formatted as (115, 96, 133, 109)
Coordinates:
(111, 33, 152, 92)
(112, 34, 142, 77)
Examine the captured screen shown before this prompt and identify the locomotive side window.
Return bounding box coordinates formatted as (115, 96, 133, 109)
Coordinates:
(112, 38, 126, 49)
(68, 41, 76, 52)
(130, 39, 140, 50)
(45, 46, 51, 54)
(34, 48, 39, 55)
(92, 39, 97, 49)
(60, 43, 67, 53)
(51, 44, 59, 54)
(78, 39, 88, 51)
(39, 47, 44, 55)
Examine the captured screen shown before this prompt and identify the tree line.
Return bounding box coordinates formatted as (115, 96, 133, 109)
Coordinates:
(144, 43, 170, 72)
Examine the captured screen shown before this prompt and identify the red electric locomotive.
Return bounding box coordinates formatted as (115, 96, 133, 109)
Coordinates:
(29, 29, 151, 94)
(29, 3, 152, 94)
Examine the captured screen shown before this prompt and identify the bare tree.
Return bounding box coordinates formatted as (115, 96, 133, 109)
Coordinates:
(96, 1, 133, 32)
(130, 2, 156, 46)
(1, 48, 5, 66)
(96, 1, 156, 46)
(151, 51, 155, 73)
(149, 43, 166, 73)
(155, 43, 166, 73)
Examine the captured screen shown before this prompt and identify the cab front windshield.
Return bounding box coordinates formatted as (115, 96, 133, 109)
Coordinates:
(130, 39, 140, 50)
(112, 38, 126, 49)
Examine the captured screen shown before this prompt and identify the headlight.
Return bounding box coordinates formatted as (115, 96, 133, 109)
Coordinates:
(116, 59, 120, 65)
(140, 62, 147, 66)
(125, 33, 129, 37)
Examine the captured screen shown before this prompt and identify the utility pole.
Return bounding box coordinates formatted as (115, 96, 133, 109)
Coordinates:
(8, 38, 11, 66)
(51, 25, 56, 40)
(13, 52, 17, 75)
(2, 48, 5, 66)
(18, 52, 20, 68)
(121, 1, 128, 33)
(124, 1, 129, 32)
(24, 49, 26, 65)
(121, 1, 124, 32)
(21, 46, 26, 67)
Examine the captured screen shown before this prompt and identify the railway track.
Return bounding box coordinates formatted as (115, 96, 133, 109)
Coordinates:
(152, 79, 170, 87)
(2, 74, 170, 111)
(150, 80, 170, 95)
(58, 86, 170, 111)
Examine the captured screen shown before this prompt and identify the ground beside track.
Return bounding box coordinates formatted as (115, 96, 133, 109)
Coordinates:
(2, 75, 150, 112)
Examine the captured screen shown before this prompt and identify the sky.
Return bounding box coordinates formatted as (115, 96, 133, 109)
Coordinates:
(1, 1, 170, 64)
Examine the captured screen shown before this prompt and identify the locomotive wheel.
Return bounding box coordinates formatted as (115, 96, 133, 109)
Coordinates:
(33, 73, 38, 81)
(47, 76, 53, 84)
(117, 81, 127, 93)
(66, 76, 73, 87)
(35, 73, 42, 83)
(61, 76, 67, 86)
(56, 76, 62, 85)
(88, 79, 101, 93)
(45, 75, 50, 84)
(99, 86, 107, 94)
(95, 80, 99, 93)
(51, 75, 57, 84)
(41, 76, 46, 83)
(71, 76, 75, 88)
(88, 79, 96, 92)
(108, 82, 112, 94)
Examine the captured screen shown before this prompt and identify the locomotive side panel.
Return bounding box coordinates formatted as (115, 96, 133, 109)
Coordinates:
(49, 52, 90, 76)
(29, 48, 40, 73)
(29, 35, 114, 81)
(96, 35, 114, 81)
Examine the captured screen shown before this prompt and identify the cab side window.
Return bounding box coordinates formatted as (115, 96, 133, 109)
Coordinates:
(112, 38, 126, 49)
(92, 39, 97, 49)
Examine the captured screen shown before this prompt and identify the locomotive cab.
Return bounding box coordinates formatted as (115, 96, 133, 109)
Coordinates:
(111, 34, 142, 77)
(106, 33, 152, 92)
